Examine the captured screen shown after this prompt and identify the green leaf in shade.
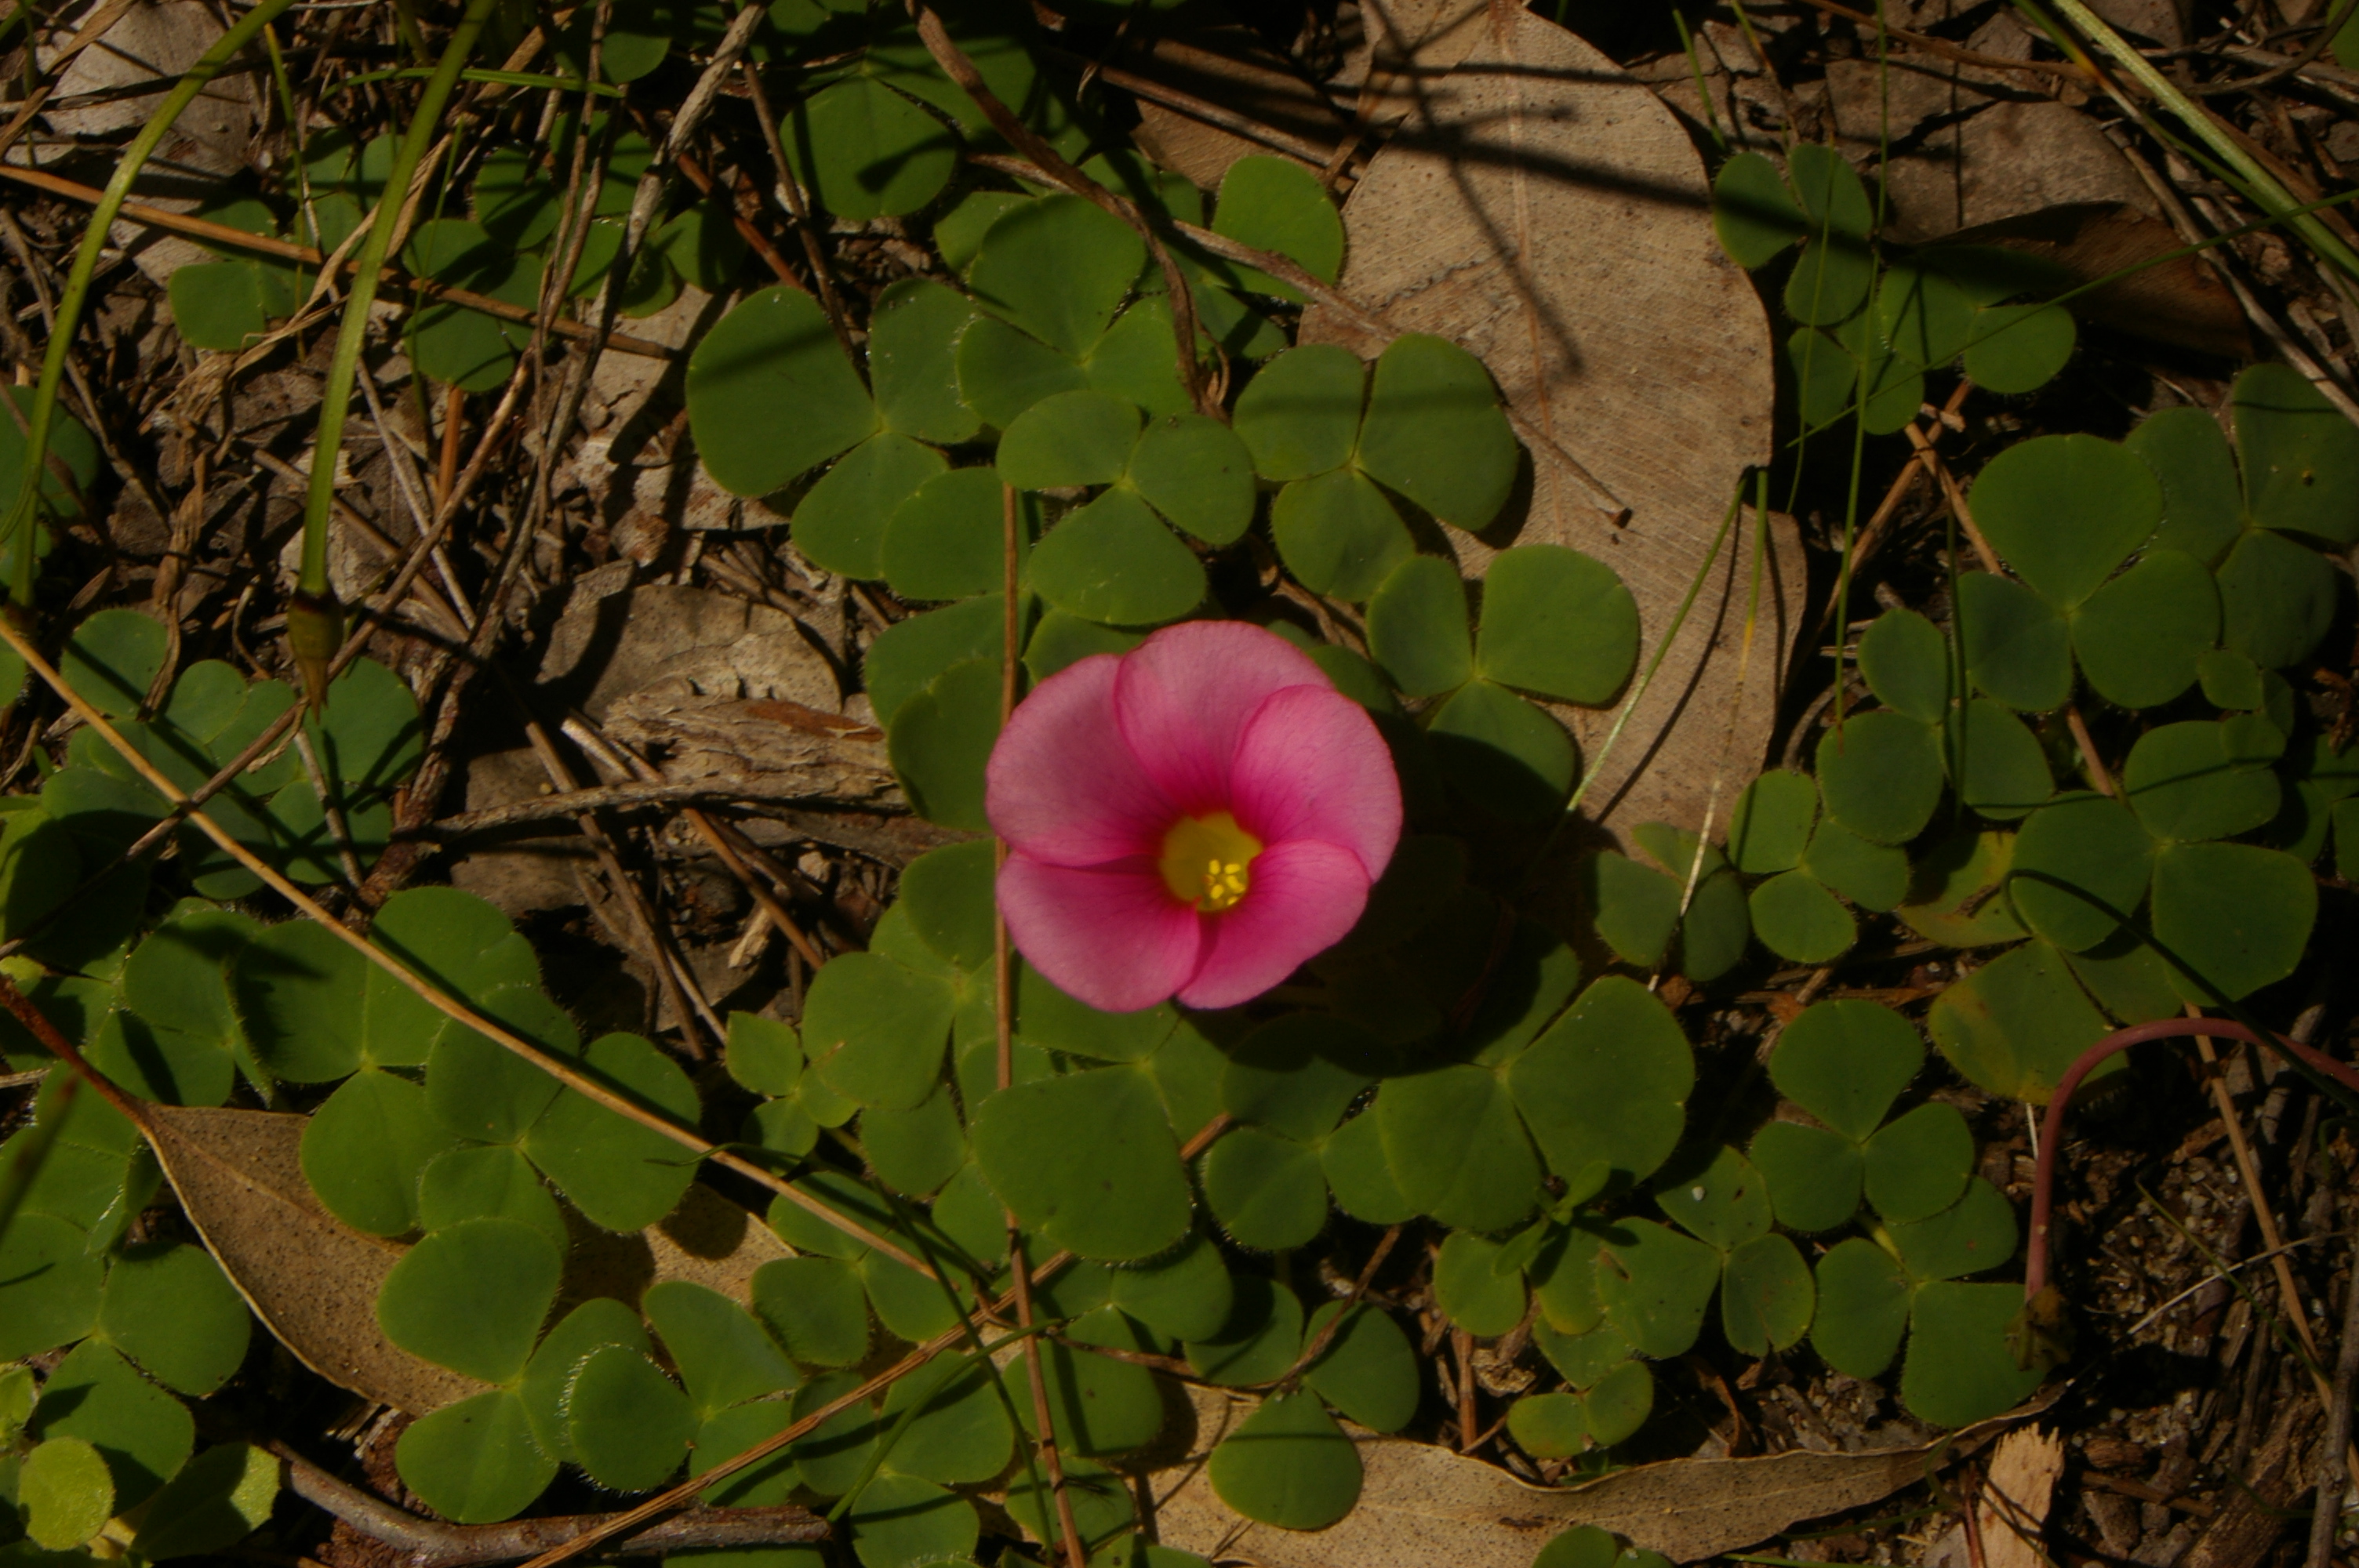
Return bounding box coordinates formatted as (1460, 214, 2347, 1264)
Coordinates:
(1787, 326, 1857, 432)
(1877, 262, 1976, 367)
(1030, 1309, 1166, 1456)
(1961, 303, 2074, 394)
(688, 1401, 801, 1508)
(1887, 839, 2019, 948)
(2199, 648, 2266, 711)
(1510, 977, 1692, 1188)
(1014, 963, 1177, 1062)
(1891, 1177, 2018, 1283)
(1721, 1232, 1815, 1357)
(1811, 1237, 1910, 1379)
(1801, 818, 1910, 912)
(1024, 609, 1143, 681)
(1212, 155, 1345, 294)
(0, 385, 98, 524)
(753, 1257, 871, 1369)
(1234, 343, 1365, 481)
(0, 1212, 106, 1359)
(1783, 230, 1874, 327)
(2233, 361, 2359, 546)
(1507, 1392, 1592, 1460)
(1655, 1144, 1772, 1252)
(878, 1356, 1012, 1485)
(1430, 680, 1575, 823)
(1003, 1454, 1136, 1553)
(1127, 413, 1256, 546)
(1859, 608, 1950, 726)
(894, 840, 998, 975)
(2150, 840, 2316, 1003)
(1749, 1121, 1863, 1233)
(882, 468, 1026, 604)
(423, 987, 581, 1146)
(1367, 554, 1474, 696)
(1788, 142, 1872, 236)
(1027, 490, 1206, 626)
(791, 1370, 880, 1497)
(996, 390, 1141, 490)
(1729, 770, 1819, 874)
(2128, 404, 2244, 564)
(31, 1341, 193, 1509)
(969, 195, 1143, 360)
(1862, 1102, 1974, 1223)
(793, 432, 947, 582)
(870, 278, 981, 445)
(1434, 1231, 1529, 1336)
(1956, 572, 2072, 712)
(564, 1345, 696, 1492)
(128, 1440, 278, 1561)
(1815, 711, 1943, 845)
(20, 1436, 112, 1551)
(889, 656, 1002, 832)
(1185, 1275, 1305, 1388)
(689, 286, 880, 498)
(1950, 699, 2052, 823)
(1585, 851, 1678, 970)
(1770, 1000, 1922, 1142)
(1969, 434, 2161, 608)
(395, 1390, 555, 1524)
(863, 1082, 967, 1198)
(1595, 1218, 1721, 1358)
(1208, 1392, 1362, 1531)
(1321, 1110, 1418, 1225)
(2008, 791, 2152, 952)
(1203, 1127, 1329, 1251)
(1354, 334, 1518, 532)
(1376, 1065, 1540, 1232)
(2063, 926, 2186, 1025)
(866, 595, 1016, 728)
(783, 76, 957, 221)
(95, 1241, 249, 1396)
(2070, 549, 2219, 710)
(521, 1032, 700, 1231)
(972, 1065, 1192, 1261)
(643, 1279, 798, 1420)
(1928, 937, 2113, 1102)
(1303, 1302, 1418, 1432)
(955, 313, 1091, 429)
(376, 1216, 562, 1382)
(1711, 151, 1806, 267)
(1474, 546, 1639, 706)
(2215, 524, 2338, 670)
(1221, 1012, 1379, 1142)
(1270, 469, 1412, 602)
(300, 1068, 461, 1236)
(170, 261, 275, 352)
(2123, 721, 2280, 844)
(1110, 1231, 1234, 1344)
(1748, 870, 1856, 963)
(1902, 1282, 2045, 1427)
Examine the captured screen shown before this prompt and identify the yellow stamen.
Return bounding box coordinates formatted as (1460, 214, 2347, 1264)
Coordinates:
(1158, 811, 1263, 913)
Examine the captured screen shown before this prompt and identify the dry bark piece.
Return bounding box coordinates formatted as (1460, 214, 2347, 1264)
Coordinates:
(1121, 28, 1347, 190)
(604, 692, 899, 807)
(1301, 3, 1801, 855)
(540, 577, 847, 720)
(1942, 204, 2252, 361)
(149, 1105, 792, 1414)
(1150, 1382, 2060, 1564)
(2176, 1395, 2319, 1568)
(1975, 1425, 2065, 1568)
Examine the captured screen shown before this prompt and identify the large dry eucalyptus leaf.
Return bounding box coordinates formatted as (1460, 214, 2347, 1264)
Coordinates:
(147, 1106, 787, 1414)
(1150, 1382, 2054, 1565)
(1300, 6, 1799, 856)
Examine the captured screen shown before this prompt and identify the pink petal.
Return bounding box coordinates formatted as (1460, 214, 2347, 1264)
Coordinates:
(1228, 685, 1402, 882)
(1112, 622, 1331, 817)
(998, 851, 1203, 1014)
(987, 653, 1178, 867)
(1176, 838, 1371, 1011)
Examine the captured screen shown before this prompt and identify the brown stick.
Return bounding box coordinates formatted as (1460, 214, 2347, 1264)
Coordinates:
(273, 1443, 825, 1567)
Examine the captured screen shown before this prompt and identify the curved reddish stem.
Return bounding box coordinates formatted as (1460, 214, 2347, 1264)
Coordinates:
(2025, 1018, 2359, 1301)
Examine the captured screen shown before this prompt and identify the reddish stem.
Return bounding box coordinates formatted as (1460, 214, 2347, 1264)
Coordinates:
(2024, 1017, 2359, 1300)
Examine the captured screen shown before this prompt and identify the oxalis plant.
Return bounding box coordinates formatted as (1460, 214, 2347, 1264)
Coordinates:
(0, 2, 2354, 1568)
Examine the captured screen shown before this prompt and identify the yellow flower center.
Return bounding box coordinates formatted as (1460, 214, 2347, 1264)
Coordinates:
(1158, 811, 1263, 913)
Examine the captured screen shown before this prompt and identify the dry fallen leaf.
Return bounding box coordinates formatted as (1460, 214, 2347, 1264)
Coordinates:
(1301, 2, 1801, 857)
(146, 1104, 482, 1417)
(604, 692, 899, 808)
(149, 1105, 791, 1414)
(1123, 27, 1347, 191)
(1150, 1382, 2058, 1565)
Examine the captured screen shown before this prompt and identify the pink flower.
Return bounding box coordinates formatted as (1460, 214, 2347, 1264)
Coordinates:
(987, 621, 1403, 1014)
